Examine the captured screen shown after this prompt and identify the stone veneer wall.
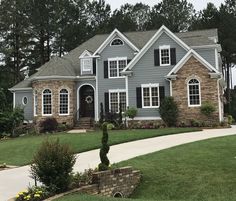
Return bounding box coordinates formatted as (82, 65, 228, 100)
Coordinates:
(32, 80, 76, 127)
(172, 56, 220, 125)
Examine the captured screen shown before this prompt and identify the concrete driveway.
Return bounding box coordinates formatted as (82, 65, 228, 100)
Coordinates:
(1, 126, 236, 201)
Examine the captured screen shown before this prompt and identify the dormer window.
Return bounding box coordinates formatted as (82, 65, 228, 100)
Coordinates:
(80, 50, 93, 75)
(160, 45, 170, 66)
(110, 38, 124, 46)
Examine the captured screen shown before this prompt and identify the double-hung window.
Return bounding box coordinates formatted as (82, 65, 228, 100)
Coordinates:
(42, 89, 52, 115)
(188, 79, 201, 106)
(160, 45, 170, 66)
(59, 89, 69, 115)
(81, 58, 92, 74)
(109, 90, 126, 113)
(141, 84, 159, 108)
(108, 57, 127, 78)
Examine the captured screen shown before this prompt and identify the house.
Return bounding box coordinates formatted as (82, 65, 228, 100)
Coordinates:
(9, 25, 225, 127)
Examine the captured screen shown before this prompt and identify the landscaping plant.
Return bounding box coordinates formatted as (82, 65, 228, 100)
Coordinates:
(98, 122, 110, 171)
(99, 102, 104, 125)
(39, 118, 58, 133)
(159, 97, 178, 127)
(124, 107, 137, 120)
(200, 101, 216, 116)
(31, 139, 76, 193)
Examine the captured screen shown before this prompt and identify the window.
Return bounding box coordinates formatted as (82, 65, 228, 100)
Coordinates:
(188, 79, 201, 106)
(22, 96, 28, 105)
(141, 84, 159, 108)
(160, 45, 170, 66)
(110, 38, 124, 46)
(81, 58, 92, 74)
(34, 91, 38, 116)
(59, 89, 69, 115)
(109, 90, 126, 113)
(108, 58, 127, 78)
(42, 89, 52, 115)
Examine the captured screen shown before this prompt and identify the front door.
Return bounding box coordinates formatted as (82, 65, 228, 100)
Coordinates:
(79, 85, 94, 117)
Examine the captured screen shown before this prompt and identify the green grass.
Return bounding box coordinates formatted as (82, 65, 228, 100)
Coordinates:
(0, 128, 199, 166)
(56, 135, 236, 201)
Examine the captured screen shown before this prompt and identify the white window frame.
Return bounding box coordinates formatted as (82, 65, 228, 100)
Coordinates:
(42, 89, 52, 116)
(159, 45, 171, 66)
(108, 57, 127, 79)
(109, 89, 127, 113)
(34, 91, 38, 116)
(22, 96, 28, 105)
(141, 83, 160, 108)
(59, 88, 70, 116)
(110, 38, 124, 46)
(80, 58, 93, 75)
(187, 79, 201, 107)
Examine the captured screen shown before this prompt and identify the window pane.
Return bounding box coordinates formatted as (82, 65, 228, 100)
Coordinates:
(109, 61, 117, 77)
(151, 87, 159, 106)
(189, 79, 200, 105)
(143, 87, 150, 106)
(60, 89, 69, 114)
(110, 92, 118, 112)
(119, 92, 126, 111)
(43, 89, 52, 114)
(161, 49, 170, 65)
(111, 38, 123, 46)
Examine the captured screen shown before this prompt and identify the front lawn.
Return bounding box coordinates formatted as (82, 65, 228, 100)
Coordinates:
(56, 135, 236, 201)
(0, 128, 199, 166)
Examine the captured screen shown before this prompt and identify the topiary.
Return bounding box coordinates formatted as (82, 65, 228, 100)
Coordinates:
(99, 102, 104, 125)
(159, 97, 179, 127)
(30, 139, 76, 193)
(98, 122, 110, 171)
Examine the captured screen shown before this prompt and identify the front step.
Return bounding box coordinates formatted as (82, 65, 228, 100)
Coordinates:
(75, 117, 94, 129)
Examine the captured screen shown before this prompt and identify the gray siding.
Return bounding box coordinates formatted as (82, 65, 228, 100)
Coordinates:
(194, 48, 216, 68)
(128, 32, 187, 118)
(97, 34, 135, 114)
(15, 91, 33, 121)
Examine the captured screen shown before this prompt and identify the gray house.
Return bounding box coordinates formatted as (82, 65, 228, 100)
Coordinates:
(9, 25, 224, 127)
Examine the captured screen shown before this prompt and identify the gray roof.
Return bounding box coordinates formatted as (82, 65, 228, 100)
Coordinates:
(11, 28, 218, 90)
(9, 79, 32, 90)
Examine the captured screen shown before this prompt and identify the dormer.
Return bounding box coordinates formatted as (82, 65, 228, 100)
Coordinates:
(79, 50, 95, 75)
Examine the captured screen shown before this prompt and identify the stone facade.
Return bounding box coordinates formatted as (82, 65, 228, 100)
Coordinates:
(32, 80, 76, 127)
(172, 56, 220, 125)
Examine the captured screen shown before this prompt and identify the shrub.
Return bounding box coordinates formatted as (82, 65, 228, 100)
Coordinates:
(39, 118, 58, 133)
(105, 112, 119, 126)
(31, 139, 76, 193)
(98, 123, 110, 171)
(200, 101, 216, 116)
(107, 123, 115, 130)
(228, 115, 235, 125)
(159, 97, 179, 127)
(124, 107, 137, 120)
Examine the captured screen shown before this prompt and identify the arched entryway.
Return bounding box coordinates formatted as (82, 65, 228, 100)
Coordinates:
(79, 85, 95, 118)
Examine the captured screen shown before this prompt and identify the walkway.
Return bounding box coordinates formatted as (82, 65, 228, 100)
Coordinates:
(1, 126, 236, 201)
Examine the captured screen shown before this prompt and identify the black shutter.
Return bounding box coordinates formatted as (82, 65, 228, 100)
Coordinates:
(154, 49, 160, 66)
(170, 48, 176, 65)
(136, 87, 142, 108)
(127, 59, 131, 64)
(159, 86, 165, 104)
(104, 92, 109, 113)
(104, 61, 108, 78)
(93, 58, 96, 75)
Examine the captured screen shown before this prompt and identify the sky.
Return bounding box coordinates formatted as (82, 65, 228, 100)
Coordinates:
(105, 0, 236, 88)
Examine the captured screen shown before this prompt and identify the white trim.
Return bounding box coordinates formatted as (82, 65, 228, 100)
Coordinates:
(108, 89, 126, 112)
(167, 49, 220, 78)
(30, 76, 76, 81)
(110, 38, 124, 46)
(79, 50, 92, 59)
(122, 25, 190, 72)
(9, 87, 32, 92)
(13, 92, 16, 108)
(187, 78, 201, 107)
(80, 58, 93, 75)
(159, 45, 171, 66)
(108, 57, 127, 79)
(77, 83, 96, 120)
(215, 48, 219, 70)
(141, 83, 160, 109)
(58, 88, 70, 116)
(42, 89, 53, 116)
(125, 76, 129, 107)
(191, 44, 222, 51)
(132, 116, 162, 120)
(93, 28, 139, 55)
(95, 59, 99, 121)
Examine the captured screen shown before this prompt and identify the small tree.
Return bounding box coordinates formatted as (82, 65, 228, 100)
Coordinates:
(99, 102, 104, 125)
(98, 122, 110, 171)
(124, 107, 137, 120)
(159, 97, 179, 127)
(31, 139, 76, 193)
(200, 101, 216, 116)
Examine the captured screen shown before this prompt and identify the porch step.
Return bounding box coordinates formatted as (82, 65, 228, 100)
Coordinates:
(76, 117, 94, 129)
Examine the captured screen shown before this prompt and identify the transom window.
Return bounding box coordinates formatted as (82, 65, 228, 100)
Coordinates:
(110, 38, 124, 46)
(108, 58, 127, 78)
(160, 45, 170, 66)
(81, 58, 92, 74)
(42, 89, 52, 115)
(142, 84, 159, 108)
(109, 90, 126, 113)
(59, 89, 69, 115)
(188, 79, 201, 106)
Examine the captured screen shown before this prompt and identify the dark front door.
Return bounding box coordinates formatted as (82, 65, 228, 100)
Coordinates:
(79, 85, 94, 117)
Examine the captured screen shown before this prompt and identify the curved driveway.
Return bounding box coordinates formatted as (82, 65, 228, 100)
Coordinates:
(1, 126, 236, 201)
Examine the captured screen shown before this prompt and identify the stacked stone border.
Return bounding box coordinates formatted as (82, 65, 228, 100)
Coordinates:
(45, 166, 141, 200)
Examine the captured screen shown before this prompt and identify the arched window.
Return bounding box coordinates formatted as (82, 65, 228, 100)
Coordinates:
(42, 89, 52, 115)
(188, 79, 201, 106)
(59, 89, 69, 115)
(110, 38, 124, 46)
